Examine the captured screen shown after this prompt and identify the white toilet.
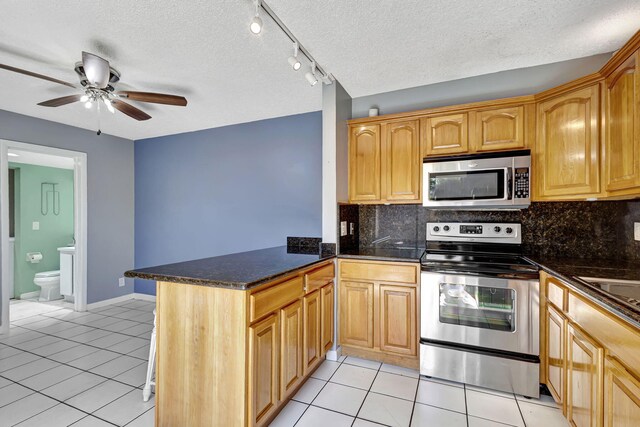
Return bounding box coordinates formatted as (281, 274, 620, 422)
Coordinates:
(33, 270, 61, 301)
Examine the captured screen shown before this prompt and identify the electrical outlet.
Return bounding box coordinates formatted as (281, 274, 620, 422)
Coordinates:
(349, 223, 355, 235)
(340, 221, 347, 237)
(32, 221, 39, 230)
(119, 277, 126, 287)
(635, 222, 640, 241)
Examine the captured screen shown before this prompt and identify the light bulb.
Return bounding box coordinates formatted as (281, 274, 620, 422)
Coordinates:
(305, 71, 318, 86)
(250, 15, 263, 34)
(84, 101, 92, 109)
(288, 56, 301, 71)
(80, 95, 89, 103)
(106, 103, 115, 114)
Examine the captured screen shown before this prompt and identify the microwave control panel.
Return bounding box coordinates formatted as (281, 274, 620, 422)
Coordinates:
(514, 168, 529, 199)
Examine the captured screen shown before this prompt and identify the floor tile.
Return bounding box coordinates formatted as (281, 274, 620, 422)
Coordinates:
(516, 393, 560, 408)
(352, 420, 382, 427)
(415, 379, 466, 413)
(310, 360, 341, 381)
(84, 315, 123, 329)
(0, 343, 22, 360)
(344, 356, 382, 370)
(68, 329, 112, 344)
(0, 376, 11, 388)
(411, 402, 467, 426)
(67, 349, 121, 370)
(123, 323, 153, 337)
(127, 345, 151, 360)
(467, 384, 516, 399)
(14, 403, 86, 427)
(296, 405, 354, 427)
(371, 371, 418, 401)
(518, 400, 569, 427)
(14, 316, 61, 329)
(466, 389, 524, 427)
(30, 338, 81, 357)
(269, 400, 307, 427)
(86, 332, 131, 348)
(12, 315, 53, 327)
(330, 363, 378, 390)
(0, 329, 46, 345)
(0, 392, 58, 425)
(128, 312, 155, 323)
(312, 381, 367, 416)
(90, 355, 145, 377)
(0, 382, 34, 407)
(93, 389, 155, 426)
(48, 344, 101, 363)
(70, 415, 115, 426)
(93, 306, 129, 316)
(107, 337, 149, 355)
(113, 363, 149, 387)
(125, 408, 155, 427)
(292, 377, 327, 404)
(66, 379, 134, 413)
(380, 363, 420, 378)
(358, 392, 413, 427)
(0, 351, 42, 371)
(2, 357, 61, 381)
(51, 324, 97, 339)
(420, 376, 464, 388)
(468, 416, 518, 426)
(41, 372, 107, 401)
(14, 335, 65, 351)
(37, 322, 80, 335)
(102, 319, 141, 333)
(21, 364, 84, 391)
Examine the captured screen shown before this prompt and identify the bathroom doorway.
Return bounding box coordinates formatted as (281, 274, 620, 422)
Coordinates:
(0, 140, 88, 333)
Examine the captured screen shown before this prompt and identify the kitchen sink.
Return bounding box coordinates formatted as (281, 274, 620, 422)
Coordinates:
(575, 276, 640, 308)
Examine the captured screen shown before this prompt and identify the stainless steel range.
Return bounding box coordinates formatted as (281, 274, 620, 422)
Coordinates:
(419, 222, 540, 397)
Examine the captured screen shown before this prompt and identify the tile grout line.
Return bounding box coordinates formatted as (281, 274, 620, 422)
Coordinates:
(351, 358, 384, 425)
(407, 373, 422, 427)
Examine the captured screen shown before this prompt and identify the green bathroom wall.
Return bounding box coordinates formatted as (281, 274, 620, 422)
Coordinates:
(10, 163, 74, 298)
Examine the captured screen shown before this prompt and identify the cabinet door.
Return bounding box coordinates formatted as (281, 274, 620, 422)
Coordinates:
(303, 290, 322, 375)
(280, 300, 303, 401)
(547, 304, 567, 409)
(474, 106, 525, 151)
(537, 85, 601, 198)
(422, 113, 469, 156)
(349, 124, 381, 202)
(604, 356, 640, 427)
(249, 314, 279, 427)
(605, 51, 640, 193)
(339, 281, 375, 349)
(321, 283, 334, 356)
(378, 284, 417, 356)
(383, 120, 420, 202)
(567, 324, 603, 427)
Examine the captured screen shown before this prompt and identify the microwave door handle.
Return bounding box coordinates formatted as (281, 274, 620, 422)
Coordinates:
(506, 167, 513, 200)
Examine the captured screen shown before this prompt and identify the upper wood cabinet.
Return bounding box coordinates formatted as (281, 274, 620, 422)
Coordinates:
(349, 124, 381, 202)
(472, 106, 526, 152)
(604, 356, 640, 427)
(382, 120, 421, 202)
(421, 113, 469, 156)
(604, 50, 640, 194)
(536, 84, 601, 199)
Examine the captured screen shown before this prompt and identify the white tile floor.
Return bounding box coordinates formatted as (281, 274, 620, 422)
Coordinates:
(1, 299, 568, 427)
(1, 299, 155, 426)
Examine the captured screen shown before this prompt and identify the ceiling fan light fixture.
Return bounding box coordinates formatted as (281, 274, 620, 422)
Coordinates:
(104, 98, 115, 113)
(84, 101, 92, 109)
(80, 94, 89, 103)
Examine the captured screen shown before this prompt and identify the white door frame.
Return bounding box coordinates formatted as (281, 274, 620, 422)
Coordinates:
(0, 139, 88, 333)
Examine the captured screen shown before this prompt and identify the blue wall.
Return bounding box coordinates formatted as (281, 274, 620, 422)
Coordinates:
(134, 111, 323, 294)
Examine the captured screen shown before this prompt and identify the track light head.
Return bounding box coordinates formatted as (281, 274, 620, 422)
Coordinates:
(250, 0, 262, 34)
(288, 56, 301, 71)
(305, 61, 318, 86)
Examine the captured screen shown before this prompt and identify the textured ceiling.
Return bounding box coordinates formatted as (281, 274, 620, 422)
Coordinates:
(0, 1, 639, 140)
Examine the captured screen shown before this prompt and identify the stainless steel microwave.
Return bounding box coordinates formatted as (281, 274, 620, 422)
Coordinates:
(422, 149, 531, 209)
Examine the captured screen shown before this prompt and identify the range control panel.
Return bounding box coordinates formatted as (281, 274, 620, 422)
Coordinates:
(427, 222, 522, 244)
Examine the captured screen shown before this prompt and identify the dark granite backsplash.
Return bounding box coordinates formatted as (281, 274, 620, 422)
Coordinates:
(341, 201, 640, 261)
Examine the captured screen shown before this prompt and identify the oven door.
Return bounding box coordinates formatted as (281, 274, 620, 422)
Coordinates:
(421, 271, 539, 356)
(423, 166, 512, 208)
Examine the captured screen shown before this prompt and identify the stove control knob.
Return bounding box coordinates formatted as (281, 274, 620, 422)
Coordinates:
(494, 226, 501, 233)
(506, 227, 513, 234)
(443, 225, 450, 232)
(433, 226, 440, 232)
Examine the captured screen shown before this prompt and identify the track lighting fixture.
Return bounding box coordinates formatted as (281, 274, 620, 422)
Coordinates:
(305, 62, 318, 86)
(287, 42, 301, 71)
(250, 0, 263, 34)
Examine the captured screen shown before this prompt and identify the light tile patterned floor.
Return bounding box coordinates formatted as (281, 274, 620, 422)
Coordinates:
(1, 299, 569, 427)
(0, 299, 156, 426)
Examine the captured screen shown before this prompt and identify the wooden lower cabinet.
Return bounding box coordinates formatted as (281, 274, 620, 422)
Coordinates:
(321, 283, 334, 355)
(280, 300, 303, 400)
(604, 356, 640, 427)
(303, 289, 322, 375)
(249, 315, 280, 427)
(379, 284, 417, 356)
(547, 303, 567, 409)
(566, 324, 603, 427)
(340, 280, 375, 348)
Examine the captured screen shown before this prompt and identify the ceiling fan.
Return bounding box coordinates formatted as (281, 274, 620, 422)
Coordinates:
(0, 51, 187, 122)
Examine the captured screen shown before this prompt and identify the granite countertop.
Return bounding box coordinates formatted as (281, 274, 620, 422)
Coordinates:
(525, 255, 640, 327)
(338, 247, 424, 262)
(125, 246, 334, 290)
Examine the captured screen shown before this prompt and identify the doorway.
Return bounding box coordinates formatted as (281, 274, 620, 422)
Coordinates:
(0, 139, 88, 334)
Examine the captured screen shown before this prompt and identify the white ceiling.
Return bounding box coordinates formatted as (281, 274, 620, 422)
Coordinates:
(8, 149, 75, 170)
(0, 1, 639, 141)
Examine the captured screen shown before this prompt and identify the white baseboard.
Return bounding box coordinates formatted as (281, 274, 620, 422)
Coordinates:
(19, 291, 41, 300)
(86, 292, 156, 310)
(326, 346, 342, 362)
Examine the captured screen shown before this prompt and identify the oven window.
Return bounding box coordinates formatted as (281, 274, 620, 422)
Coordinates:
(429, 170, 505, 201)
(439, 283, 515, 332)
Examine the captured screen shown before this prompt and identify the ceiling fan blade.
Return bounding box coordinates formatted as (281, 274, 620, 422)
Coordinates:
(111, 100, 151, 121)
(37, 94, 83, 107)
(82, 51, 110, 88)
(0, 63, 76, 88)
(116, 91, 187, 106)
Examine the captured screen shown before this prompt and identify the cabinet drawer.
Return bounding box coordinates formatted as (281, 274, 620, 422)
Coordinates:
(340, 261, 418, 284)
(547, 278, 566, 311)
(305, 262, 335, 294)
(250, 277, 304, 323)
